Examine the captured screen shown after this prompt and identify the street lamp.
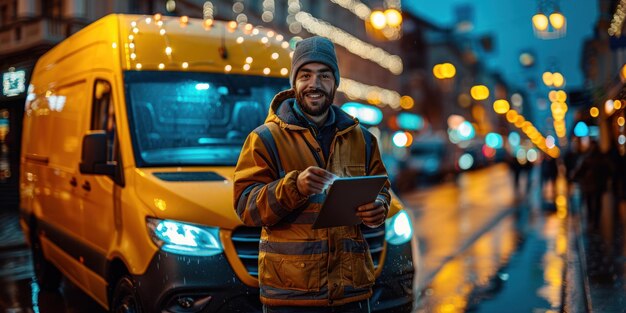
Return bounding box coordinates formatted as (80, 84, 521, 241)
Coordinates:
(384, 9, 403, 27)
(433, 63, 456, 79)
(542, 71, 565, 88)
(532, 0, 566, 39)
(370, 11, 386, 30)
(470, 85, 489, 101)
(367, 8, 402, 40)
(493, 99, 510, 114)
(532, 13, 549, 31)
(549, 12, 566, 29)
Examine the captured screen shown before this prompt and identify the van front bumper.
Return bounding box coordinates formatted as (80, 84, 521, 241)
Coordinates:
(370, 241, 415, 312)
(135, 241, 415, 313)
(135, 251, 261, 313)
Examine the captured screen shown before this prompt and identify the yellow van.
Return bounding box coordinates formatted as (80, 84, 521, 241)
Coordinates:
(19, 14, 416, 312)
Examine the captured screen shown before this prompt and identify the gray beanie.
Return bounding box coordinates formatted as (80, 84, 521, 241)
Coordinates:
(290, 36, 340, 87)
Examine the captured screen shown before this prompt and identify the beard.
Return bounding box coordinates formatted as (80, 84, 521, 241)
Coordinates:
(295, 88, 335, 117)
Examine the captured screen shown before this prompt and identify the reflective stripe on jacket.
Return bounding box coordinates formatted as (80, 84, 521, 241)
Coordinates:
(233, 89, 391, 307)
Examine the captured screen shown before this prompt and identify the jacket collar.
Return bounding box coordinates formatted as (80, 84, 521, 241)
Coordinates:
(266, 89, 358, 132)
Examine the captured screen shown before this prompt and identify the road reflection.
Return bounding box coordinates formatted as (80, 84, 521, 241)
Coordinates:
(408, 166, 570, 312)
(0, 249, 105, 313)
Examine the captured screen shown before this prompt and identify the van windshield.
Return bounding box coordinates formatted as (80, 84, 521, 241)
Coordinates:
(124, 71, 289, 167)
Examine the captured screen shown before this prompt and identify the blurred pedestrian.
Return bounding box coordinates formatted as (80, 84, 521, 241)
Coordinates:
(506, 153, 522, 190)
(608, 147, 626, 206)
(563, 140, 581, 181)
(521, 159, 534, 195)
(571, 140, 611, 229)
(541, 155, 558, 210)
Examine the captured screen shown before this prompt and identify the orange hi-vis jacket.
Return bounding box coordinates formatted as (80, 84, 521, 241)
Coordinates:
(233, 89, 391, 307)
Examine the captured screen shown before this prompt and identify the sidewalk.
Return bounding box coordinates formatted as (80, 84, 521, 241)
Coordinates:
(567, 185, 626, 312)
(0, 207, 26, 252)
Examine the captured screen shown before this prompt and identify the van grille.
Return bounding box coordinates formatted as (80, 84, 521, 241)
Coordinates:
(230, 225, 385, 278)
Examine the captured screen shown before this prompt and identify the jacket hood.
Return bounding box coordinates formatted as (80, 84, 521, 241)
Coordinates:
(265, 89, 358, 132)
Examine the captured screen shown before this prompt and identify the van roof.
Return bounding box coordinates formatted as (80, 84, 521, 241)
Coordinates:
(35, 14, 293, 78)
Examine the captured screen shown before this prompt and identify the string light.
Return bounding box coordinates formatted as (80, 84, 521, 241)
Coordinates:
(262, 0, 275, 22)
(295, 12, 403, 74)
(338, 77, 402, 109)
(180, 16, 188, 27)
(609, 0, 626, 36)
(287, 0, 302, 34)
(330, 0, 371, 20)
(502, 109, 560, 158)
(228, 21, 238, 32)
(243, 23, 253, 34)
(236, 13, 248, 24)
(121, 15, 407, 110)
(203, 2, 214, 20)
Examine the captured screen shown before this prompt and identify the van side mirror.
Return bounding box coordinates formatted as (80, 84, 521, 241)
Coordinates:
(79, 131, 115, 176)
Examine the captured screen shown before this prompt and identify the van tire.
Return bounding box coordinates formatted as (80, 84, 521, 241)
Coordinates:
(31, 231, 62, 291)
(111, 275, 143, 313)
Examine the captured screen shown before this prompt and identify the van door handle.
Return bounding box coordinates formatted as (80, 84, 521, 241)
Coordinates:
(70, 177, 77, 187)
(81, 181, 91, 191)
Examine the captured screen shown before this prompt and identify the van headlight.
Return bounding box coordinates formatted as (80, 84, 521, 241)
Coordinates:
(146, 218, 223, 256)
(385, 210, 413, 245)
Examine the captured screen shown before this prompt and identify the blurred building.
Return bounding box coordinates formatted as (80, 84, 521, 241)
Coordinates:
(0, 0, 161, 206)
(578, 0, 626, 156)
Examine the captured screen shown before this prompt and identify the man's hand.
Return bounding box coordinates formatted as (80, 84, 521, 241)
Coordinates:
(356, 199, 387, 227)
(296, 166, 337, 196)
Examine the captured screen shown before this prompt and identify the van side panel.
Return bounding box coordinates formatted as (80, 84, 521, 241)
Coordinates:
(21, 15, 128, 309)
(47, 80, 89, 169)
(22, 77, 89, 296)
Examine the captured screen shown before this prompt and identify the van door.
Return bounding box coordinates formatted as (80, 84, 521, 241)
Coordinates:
(76, 78, 121, 304)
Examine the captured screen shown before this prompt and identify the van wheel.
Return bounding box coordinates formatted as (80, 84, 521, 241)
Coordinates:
(31, 231, 61, 291)
(111, 275, 143, 313)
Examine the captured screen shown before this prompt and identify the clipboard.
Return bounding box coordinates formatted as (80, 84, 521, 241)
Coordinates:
(312, 175, 387, 229)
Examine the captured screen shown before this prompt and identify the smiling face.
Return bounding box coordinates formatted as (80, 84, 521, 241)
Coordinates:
(294, 62, 336, 117)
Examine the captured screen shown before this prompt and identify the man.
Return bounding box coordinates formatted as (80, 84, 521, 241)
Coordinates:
(233, 36, 390, 313)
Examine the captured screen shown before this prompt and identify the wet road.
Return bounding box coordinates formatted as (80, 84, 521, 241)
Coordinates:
(401, 163, 573, 312)
(0, 248, 106, 313)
